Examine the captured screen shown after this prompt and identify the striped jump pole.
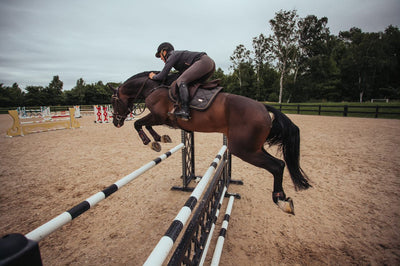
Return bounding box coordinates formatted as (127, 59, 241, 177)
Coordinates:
(199, 186, 228, 266)
(25, 143, 184, 242)
(144, 145, 227, 266)
(211, 195, 235, 266)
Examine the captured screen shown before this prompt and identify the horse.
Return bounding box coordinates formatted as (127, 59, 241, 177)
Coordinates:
(110, 71, 311, 214)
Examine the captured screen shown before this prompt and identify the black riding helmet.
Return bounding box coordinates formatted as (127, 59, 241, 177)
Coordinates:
(155, 42, 174, 58)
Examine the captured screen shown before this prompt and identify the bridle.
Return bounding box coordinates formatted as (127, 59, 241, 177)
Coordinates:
(112, 89, 129, 125)
(112, 78, 149, 123)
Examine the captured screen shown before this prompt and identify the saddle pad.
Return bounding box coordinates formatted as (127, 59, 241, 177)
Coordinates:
(169, 86, 223, 111)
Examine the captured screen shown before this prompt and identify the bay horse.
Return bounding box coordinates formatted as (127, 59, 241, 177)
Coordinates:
(110, 71, 311, 214)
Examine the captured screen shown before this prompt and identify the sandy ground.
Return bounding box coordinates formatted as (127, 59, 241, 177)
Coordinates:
(0, 111, 399, 265)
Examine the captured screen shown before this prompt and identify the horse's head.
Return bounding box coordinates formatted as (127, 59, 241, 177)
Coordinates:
(110, 71, 178, 128)
(110, 85, 132, 128)
(109, 72, 154, 128)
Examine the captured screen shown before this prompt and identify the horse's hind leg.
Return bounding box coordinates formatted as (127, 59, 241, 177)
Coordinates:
(259, 149, 294, 212)
(229, 144, 294, 214)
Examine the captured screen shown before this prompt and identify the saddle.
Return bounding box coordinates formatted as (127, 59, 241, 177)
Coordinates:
(168, 79, 223, 111)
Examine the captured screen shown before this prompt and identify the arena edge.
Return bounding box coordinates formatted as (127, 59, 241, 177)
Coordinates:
(267, 102, 400, 119)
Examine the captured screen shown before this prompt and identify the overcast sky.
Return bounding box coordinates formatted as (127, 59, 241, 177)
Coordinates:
(0, 0, 399, 90)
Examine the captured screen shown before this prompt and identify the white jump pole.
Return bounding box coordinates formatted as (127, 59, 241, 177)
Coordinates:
(25, 143, 184, 242)
(144, 145, 227, 266)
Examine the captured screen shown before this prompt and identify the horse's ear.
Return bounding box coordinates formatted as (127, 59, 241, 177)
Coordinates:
(107, 84, 114, 92)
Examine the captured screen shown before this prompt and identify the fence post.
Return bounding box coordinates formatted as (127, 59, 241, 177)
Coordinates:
(297, 105, 300, 114)
(343, 105, 348, 117)
(223, 135, 242, 186)
(375, 106, 379, 118)
(318, 105, 321, 115)
(171, 131, 196, 192)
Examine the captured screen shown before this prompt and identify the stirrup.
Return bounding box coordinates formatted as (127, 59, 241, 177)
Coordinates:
(175, 112, 190, 121)
(175, 108, 190, 121)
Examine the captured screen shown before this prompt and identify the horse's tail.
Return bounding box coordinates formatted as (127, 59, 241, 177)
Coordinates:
(265, 105, 311, 191)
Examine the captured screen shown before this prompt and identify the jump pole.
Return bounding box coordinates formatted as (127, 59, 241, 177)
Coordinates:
(198, 186, 228, 266)
(144, 145, 227, 266)
(25, 143, 184, 242)
(211, 195, 235, 266)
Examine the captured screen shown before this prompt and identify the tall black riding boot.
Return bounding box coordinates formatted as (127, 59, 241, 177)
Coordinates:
(175, 83, 191, 121)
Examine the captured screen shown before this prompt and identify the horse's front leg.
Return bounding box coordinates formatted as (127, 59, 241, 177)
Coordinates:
(145, 126, 172, 143)
(134, 117, 151, 145)
(134, 113, 169, 152)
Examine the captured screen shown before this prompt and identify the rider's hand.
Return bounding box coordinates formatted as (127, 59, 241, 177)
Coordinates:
(149, 72, 156, 79)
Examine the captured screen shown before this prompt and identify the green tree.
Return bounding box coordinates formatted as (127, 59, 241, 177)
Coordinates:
(257, 63, 280, 101)
(44, 75, 63, 105)
(75, 78, 86, 104)
(211, 67, 228, 87)
(379, 25, 400, 99)
(230, 44, 251, 92)
(339, 28, 389, 102)
(86, 81, 111, 104)
(64, 79, 112, 105)
(266, 9, 299, 103)
(25, 86, 45, 106)
(296, 15, 340, 101)
(0, 83, 24, 107)
(252, 33, 270, 99)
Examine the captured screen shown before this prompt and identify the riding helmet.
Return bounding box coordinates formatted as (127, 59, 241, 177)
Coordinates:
(155, 42, 174, 58)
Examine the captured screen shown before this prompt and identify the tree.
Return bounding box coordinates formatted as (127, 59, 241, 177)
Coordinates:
(257, 63, 280, 101)
(380, 25, 400, 99)
(266, 10, 299, 103)
(25, 86, 45, 106)
(0, 83, 24, 107)
(230, 44, 251, 91)
(63, 78, 112, 105)
(252, 34, 270, 99)
(75, 78, 86, 104)
(211, 67, 229, 89)
(339, 28, 391, 102)
(44, 75, 63, 105)
(296, 15, 341, 101)
(88, 81, 112, 104)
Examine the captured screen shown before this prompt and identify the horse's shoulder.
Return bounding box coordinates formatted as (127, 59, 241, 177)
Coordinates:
(145, 86, 170, 104)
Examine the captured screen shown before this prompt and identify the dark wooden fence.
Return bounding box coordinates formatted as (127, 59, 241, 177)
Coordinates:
(269, 104, 400, 119)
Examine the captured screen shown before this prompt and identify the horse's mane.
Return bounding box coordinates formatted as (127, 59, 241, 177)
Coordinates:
(130, 71, 154, 80)
(123, 71, 179, 86)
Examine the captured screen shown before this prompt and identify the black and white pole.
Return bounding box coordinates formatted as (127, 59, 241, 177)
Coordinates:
(211, 195, 235, 266)
(199, 186, 228, 266)
(25, 143, 184, 242)
(144, 145, 227, 266)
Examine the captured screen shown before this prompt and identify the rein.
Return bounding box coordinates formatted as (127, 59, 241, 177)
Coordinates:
(133, 78, 149, 103)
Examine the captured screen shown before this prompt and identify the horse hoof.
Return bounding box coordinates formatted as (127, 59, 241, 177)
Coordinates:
(277, 197, 295, 215)
(150, 142, 161, 152)
(161, 135, 172, 143)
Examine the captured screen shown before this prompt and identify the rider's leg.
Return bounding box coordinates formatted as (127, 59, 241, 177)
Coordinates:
(177, 55, 215, 85)
(174, 83, 190, 120)
(175, 55, 215, 120)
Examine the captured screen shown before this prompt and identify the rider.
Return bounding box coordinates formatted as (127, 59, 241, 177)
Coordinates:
(149, 42, 215, 121)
